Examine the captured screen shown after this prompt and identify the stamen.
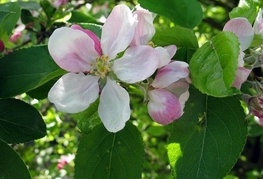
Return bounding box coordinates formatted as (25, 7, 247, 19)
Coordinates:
(91, 55, 111, 78)
(148, 41, 155, 47)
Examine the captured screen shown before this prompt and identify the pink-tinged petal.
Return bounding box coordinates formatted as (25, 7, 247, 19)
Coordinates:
(71, 25, 102, 55)
(253, 9, 263, 34)
(148, 89, 182, 125)
(112, 45, 159, 83)
(152, 61, 189, 88)
(165, 80, 190, 115)
(98, 78, 131, 133)
(48, 27, 98, 72)
(232, 67, 251, 89)
(155, 45, 176, 68)
(254, 116, 263, 126)
(101, 5, 136, 59)
(130, 7, 155, 46)
(164, 45, 177, 58)
(48, 73, 99, 113)
(155, 47, 171, 68)
(238, 51, 245, 66)
(223, 18, 254, 51)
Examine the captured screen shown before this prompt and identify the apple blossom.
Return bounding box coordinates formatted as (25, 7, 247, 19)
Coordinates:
(130, 6, 190, 124)
(48, 5, 159, 132)
(148, 61, 191, 124)
(223, 18, 254, 89)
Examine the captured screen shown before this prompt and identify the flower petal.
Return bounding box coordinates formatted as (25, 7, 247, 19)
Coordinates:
(148, 89, 181, 125)
(164, 45, 177, 59)
(223, 18, 254, 51)
(98, 78, 131, 133)
(71, 25, 102, 55)
(48, 73, 99, 113)
(130, 7, 155, 46)
(101, 5, 136, 59)
(112, 45, 159, 83)
(155, 45, 177, 68)
(48, 27, 98, 72)
(165, 80, 190, 115)
(253, 8, 263, 34)
(152, 61, 189, 88)
(232, 67, 251, 89)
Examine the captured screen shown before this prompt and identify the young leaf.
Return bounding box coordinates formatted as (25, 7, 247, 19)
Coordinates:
(189, 32, 240, 97)
(0, 45, 65, 98)
(167, 87, 247, 179)
(0, 98, 46, 144)
(138, 0, 203, 28)
(0, 139, 31, 178)
(75, 122, 144, 179)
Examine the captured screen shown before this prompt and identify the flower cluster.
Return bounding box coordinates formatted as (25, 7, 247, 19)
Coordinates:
(223, 9, 263, 126)
(47, 5, 191, 132)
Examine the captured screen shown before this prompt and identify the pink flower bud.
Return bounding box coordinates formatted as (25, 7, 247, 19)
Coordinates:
(0, 40, 5, 52)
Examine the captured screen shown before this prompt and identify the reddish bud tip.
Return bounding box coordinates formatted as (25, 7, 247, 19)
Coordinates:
(0, 40, 5, 52)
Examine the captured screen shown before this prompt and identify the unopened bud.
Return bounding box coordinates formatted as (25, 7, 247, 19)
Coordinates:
(0, 40, 4, 52)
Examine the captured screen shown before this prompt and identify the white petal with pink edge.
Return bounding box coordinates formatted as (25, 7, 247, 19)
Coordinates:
(165, 80, 190, 115)
(98, 78, 131, 133)
(112, 45, 159, 83)
(148, 89, 182, 125)
(71, 25, 102, 55)
(232, 67, 251, 89)
(152, 61, 189, 88)
(223, 18, 254, 51)
(130, 7, 155, 46)
(253, 9, 263, 34)
(155, 47, 171, 68)
(164, 45, 177, 59)
(48, 73, 100, 113)
(155, 45, 177, 68)
(101, 5, 137, 59)
(48, 27, 98, 73)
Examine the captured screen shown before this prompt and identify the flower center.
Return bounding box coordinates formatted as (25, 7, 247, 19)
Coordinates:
(92, 55, 111, 78)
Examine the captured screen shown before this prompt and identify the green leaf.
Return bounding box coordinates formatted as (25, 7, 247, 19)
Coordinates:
(153, 26, 199, 61)
(0, 98, 46, 143)
(69, 11, 99, 24)
(0, 139, 31, 178)
(229, 0, 257, 24)
(21, 9, 34, 24)
(17, 1, 41, 10)
(138, 0, 203, 28)
(75, 122, 144, 179)
(189, 32, 240, 97)
(0, 2, 21, 37)
(167, 87, 247, 179)
(0, 45, 65, 98)
(73, 99, 101, 134)
(40, 0, 56, 20)
(78, 23, 102, 38)
(26, 78, 58, 100)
